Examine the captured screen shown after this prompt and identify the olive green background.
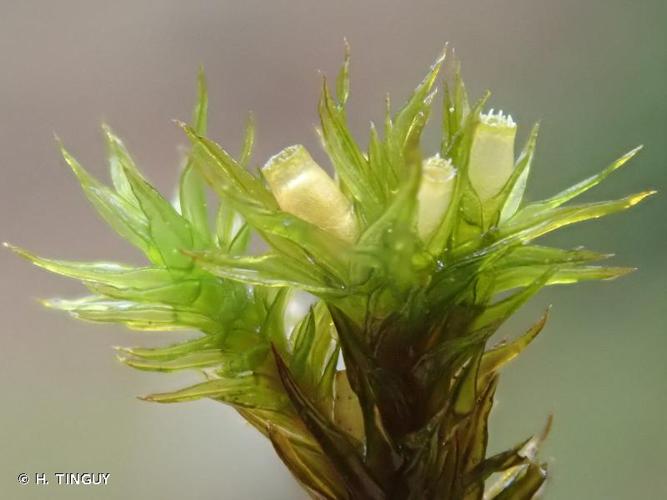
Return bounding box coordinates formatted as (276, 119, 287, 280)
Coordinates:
(1, 1, 664, 499)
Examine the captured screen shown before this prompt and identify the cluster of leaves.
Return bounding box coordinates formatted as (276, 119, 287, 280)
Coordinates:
(11, 46, 652, 500)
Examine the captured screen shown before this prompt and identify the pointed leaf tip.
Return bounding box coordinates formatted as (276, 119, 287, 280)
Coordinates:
(629, 190, 657, 206)
(174, 119, 190, 131)
(432, 44, 448, 68)
(335, 41, 351, 107)
(477, 308, 550, 390)
(3, 242, 19, 252)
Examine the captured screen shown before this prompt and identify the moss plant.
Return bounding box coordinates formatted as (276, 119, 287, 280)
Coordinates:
(9, 45, 653, 499)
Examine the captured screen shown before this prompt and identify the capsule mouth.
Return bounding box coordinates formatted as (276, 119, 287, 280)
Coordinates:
(262, 144, 312, 174)
(417, 155, 457, 239)
(423, 155, 456, 183)
(480, 108, 516, 128)
(262, 144, 315, 189)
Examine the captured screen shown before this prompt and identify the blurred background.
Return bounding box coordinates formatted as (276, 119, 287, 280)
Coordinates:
(1, 1, 665, 498)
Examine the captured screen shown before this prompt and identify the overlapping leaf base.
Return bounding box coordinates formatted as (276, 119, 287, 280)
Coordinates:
(10, 47, 651, 499)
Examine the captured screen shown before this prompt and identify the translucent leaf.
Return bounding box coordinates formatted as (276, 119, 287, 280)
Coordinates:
(142, 374, 288, 410)
(497, 191, 656, 244)
(7, 245, 170, 286)
(116, 336, 214, 360)
(215, 202, 242, 250)
(368, 122, 397, 199)
(44, 296, 220, 333)
(262, 288, 291, 357)
(492, 264, 634, 294)
(239, 113, 256, 168)
(102, 124, 146, 208)
(498, 122, 540, 223)
(214, 202, 251, 257)
(121, 159, 194, 269)
(179, 162, 210, 246)
(188, 251, 338, 295)
(7, 245, 228, 308)
(521, 145, 643, 216)
(319, 80, 383, 221)
(499, 245, 611, 266)
(441, 54, 470, 154)
(88, 279, 209, 306)
(228, 224, 251, 255)
(59, 143, 154, 258)
(477, 310, 549, 391)
(393, 46, 445, 152)
(118, 349, 225, 372)
(290, 308, 317, 378)
(281, 301, 340, 415)
(308, 302, 340, 404)
(335, 39, 351, 109)
(192, 67, 208, 135)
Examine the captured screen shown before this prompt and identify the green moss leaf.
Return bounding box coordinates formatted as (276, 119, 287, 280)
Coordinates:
(44, 296, 220, 333)
(142, 373, 288, 410)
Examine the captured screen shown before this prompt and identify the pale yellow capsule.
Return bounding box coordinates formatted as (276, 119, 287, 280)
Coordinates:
(467, 109, 517, 201)
(262, 145, 359, 242)
(417, 155, 456, 240)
